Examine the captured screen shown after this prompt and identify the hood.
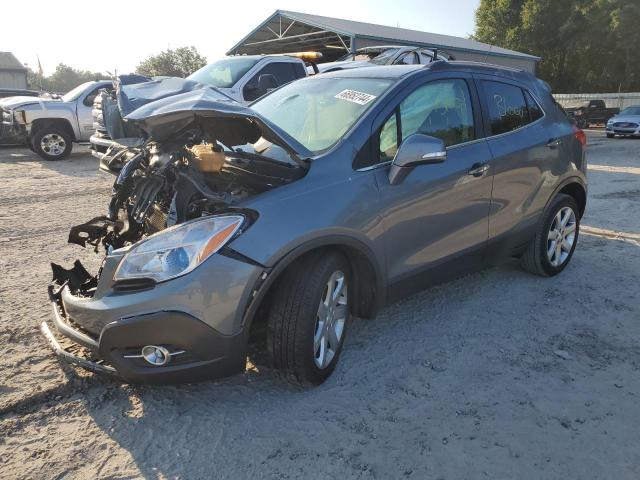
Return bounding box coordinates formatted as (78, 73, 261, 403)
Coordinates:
(609, 115, 640, 124)
(117, 77, 229, 117)
(124, 88, 311, 161)
(0, 95, 56, 109)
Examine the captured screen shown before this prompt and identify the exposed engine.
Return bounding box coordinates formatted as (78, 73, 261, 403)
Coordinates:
(51, 84, 307, 298)
(69, 137, 304, 255)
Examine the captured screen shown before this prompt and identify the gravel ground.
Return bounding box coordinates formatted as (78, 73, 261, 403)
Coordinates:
(1, 133, 639, 479)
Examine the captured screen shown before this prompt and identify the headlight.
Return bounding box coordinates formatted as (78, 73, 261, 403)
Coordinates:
(114, 215, 244, 282)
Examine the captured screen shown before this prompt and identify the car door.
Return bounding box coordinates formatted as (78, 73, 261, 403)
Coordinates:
(77, 84, 109, 141)
(474, 76, 558, 257)
(371, 75, 493, 298)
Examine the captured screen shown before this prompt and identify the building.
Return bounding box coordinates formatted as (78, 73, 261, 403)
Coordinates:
(228, 10, 540, 73)
(0, 52, 28, 89)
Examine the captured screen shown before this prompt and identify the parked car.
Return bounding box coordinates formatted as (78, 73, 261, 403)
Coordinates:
(0, 80, 112, 160)
(605, 105, 640, 138)
(44, 61, 587, 386)
(90, 55, 310, 164)
(566, 99, 619, 128)
(317, 45, 450, 73)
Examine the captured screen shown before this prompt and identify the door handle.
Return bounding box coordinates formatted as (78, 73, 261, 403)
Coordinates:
(468, 162, 489, 177)
(546, 138, 562, 148)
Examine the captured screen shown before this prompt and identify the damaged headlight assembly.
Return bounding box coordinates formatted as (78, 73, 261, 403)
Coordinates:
(113, 214, 244, 283)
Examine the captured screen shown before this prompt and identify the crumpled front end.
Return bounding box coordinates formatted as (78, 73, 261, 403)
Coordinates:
(46, 244, 262, 383)
(0, 107, 27, 145)
(44, 90, 307, 383)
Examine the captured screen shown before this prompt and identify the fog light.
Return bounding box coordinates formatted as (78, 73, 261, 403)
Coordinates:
(141, 345, 171, 366)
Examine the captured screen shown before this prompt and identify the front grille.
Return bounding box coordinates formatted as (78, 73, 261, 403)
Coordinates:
(613, 122, 638, 128)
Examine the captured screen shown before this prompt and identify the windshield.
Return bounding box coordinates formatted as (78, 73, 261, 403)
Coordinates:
(620, 106, 640, 116)
(62, 82, 95, 102)
(251, 77, 393, 153)
(187, 57, 260, 88)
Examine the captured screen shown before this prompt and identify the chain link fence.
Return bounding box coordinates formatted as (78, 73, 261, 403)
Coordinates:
(553, 93, 640, 110)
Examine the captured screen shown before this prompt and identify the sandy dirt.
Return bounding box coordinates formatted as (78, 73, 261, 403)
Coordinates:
(1, 132, 639, 479)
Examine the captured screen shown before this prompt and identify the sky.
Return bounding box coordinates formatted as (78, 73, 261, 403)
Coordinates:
(3, 0, 481, 77)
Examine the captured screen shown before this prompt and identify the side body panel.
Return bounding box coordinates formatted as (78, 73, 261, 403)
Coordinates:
(370, 73, 493, 298)
(474, 73, 585, 259)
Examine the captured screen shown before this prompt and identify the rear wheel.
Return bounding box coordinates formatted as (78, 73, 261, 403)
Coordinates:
(32, 127, 72, 160)
(520, 194, 580, 277)
(606, 133, 614, 138)
(267, 251, 350, 385)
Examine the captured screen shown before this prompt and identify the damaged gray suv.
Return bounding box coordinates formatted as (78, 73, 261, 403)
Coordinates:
(45, 61, 587, 385)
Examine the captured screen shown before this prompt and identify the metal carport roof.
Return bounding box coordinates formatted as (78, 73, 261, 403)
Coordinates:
(227, 10, 540, 64)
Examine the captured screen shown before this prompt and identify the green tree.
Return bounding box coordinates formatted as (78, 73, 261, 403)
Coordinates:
(27, 64, 106, 93)
(474, 0, 640, 93)
(43, 63, 107, 93)
(135, 46, 207, 78)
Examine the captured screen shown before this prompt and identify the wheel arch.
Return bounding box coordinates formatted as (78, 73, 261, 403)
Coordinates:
(30, 118, 76, 142)
(555, 178, 587, 218)
(241, 236, 385, 341)
(541, 176, 586, 220)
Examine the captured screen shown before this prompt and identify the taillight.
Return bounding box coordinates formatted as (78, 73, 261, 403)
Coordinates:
(573, 125, 587, 146)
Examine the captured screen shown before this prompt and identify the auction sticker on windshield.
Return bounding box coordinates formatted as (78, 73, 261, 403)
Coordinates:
(334, 90, 377, 105)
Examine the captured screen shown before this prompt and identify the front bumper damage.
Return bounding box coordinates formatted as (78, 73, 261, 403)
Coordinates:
(44, 250, 265, 384)
(0, 108, 27, 145)
(43, 85, 306, 383)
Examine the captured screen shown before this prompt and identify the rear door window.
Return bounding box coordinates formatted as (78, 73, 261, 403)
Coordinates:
(524, 90, 544, 122)
(481, 81, 530, 135)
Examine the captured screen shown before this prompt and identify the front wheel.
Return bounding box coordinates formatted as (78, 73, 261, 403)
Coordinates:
(267, 251, 351, 386)
(606, 133, 614, 138)
(32, 127, 72, 160)
(520, 194, 580, 276)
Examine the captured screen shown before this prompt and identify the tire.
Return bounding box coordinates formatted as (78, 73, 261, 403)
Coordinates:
(32, 127, 72, 160)
(520, 194, 580, 277)
(606, 133, 614, 138)
(267, 251, 351, 386)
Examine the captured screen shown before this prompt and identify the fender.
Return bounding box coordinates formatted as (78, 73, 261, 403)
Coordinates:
(238, 233, 386, 337)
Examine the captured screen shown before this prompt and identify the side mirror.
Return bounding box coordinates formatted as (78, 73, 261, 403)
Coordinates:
(388, 134, 446, 185)
(257, 73, 278, 93)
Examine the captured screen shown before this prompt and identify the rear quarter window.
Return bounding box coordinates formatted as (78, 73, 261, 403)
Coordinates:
(482, 81, 529, 135)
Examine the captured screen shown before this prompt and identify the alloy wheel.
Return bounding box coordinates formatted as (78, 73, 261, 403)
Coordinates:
(547, 206, 577, 267)
(313, 270, 348, 369)
(41, 133, 66, 157)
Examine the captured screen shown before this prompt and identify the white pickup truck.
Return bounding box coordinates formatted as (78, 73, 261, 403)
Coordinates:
(90, 55, 310, 163)
(0, 81, 112, 160)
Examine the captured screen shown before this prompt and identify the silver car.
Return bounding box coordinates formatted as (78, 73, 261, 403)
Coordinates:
(606, 105, 640, 138)
(44, 62, 587, 386)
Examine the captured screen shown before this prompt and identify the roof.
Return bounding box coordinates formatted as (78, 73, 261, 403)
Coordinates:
(0, 52, 27, 72)
(316, 64, 423, 79)
(227, 10, 540, 62)
(312, 61, 535, 82)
